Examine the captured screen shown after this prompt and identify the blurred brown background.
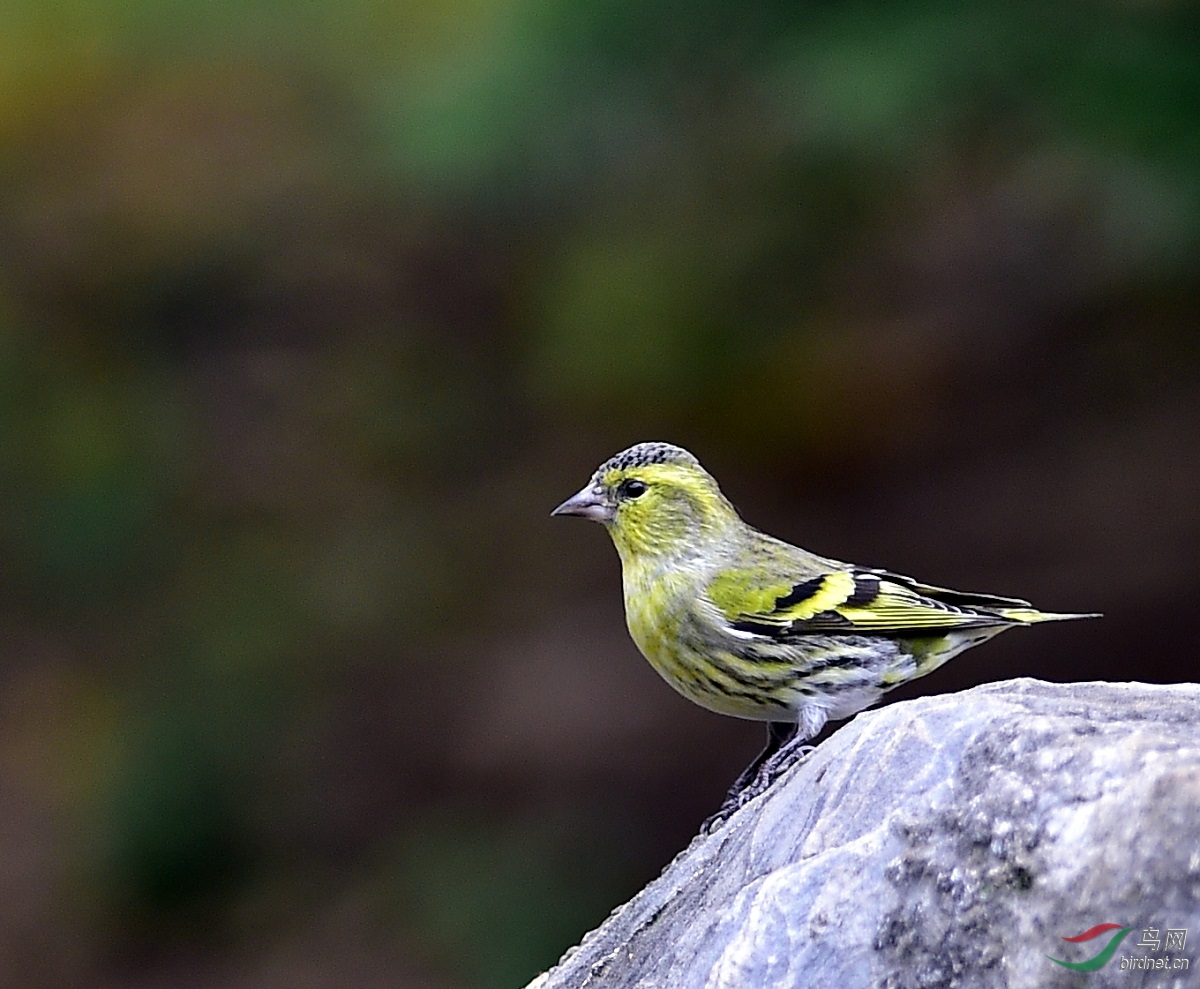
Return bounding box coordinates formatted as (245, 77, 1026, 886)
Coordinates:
(1, 1, 1197, 986)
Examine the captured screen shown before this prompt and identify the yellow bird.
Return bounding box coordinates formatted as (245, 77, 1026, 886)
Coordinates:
(554, 441, 1097, 819)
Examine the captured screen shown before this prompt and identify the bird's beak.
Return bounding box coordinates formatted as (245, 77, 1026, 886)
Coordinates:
(551, 485, 614, 523)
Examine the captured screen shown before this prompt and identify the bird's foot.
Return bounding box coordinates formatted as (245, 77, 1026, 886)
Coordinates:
(700, 736, 816, 834)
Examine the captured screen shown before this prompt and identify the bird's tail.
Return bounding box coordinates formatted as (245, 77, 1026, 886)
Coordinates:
(999, 608, 1101, 624)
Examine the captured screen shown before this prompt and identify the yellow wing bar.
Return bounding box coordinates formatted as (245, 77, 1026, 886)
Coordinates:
(721, 569, 1016, 638)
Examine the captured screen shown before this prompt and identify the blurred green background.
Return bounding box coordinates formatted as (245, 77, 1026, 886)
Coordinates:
(1, 0, 1198, 986)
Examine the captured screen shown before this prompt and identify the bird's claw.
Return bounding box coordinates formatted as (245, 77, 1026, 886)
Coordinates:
(700, 742, 816, 834)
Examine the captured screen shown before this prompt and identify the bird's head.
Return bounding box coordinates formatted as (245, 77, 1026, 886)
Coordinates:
(552, 442, 740, 562)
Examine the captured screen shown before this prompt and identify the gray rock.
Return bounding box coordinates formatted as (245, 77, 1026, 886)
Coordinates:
(526, 679, 1200, 989)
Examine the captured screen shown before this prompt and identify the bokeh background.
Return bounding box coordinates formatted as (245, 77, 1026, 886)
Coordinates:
(2, 1, 1198, 986)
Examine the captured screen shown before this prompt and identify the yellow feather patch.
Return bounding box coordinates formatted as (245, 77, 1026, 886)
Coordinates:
(779, 570, 856, 620)
(999, 608, 1047, 623)
(837, 604, 990, 629)
(708, 569, 858, 624)
(603, 462, 707, 489)
(835, 580, 1000, 630)
(998, 607, 1099, 623)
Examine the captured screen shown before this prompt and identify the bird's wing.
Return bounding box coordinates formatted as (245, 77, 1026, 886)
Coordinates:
(704, 566, 1025, 638)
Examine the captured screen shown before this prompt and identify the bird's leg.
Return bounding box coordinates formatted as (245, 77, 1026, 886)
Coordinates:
(753, 729, 815, 796)
(732, 720, 796, 795)
(702, 720, 806, 833)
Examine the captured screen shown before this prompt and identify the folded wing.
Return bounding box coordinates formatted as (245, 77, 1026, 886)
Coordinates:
(706, 567, 1030, 639)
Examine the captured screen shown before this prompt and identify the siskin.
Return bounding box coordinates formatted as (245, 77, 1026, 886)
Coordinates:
(553, 441, 1097, 820)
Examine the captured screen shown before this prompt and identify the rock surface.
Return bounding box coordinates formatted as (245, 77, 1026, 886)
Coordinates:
(526, 679, 1200, 989)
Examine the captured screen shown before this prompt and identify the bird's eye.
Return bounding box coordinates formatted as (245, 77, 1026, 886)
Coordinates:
(618, 479, 648, 500)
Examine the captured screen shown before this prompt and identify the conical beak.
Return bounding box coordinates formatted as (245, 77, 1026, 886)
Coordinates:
(551, 484, 614, 522)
